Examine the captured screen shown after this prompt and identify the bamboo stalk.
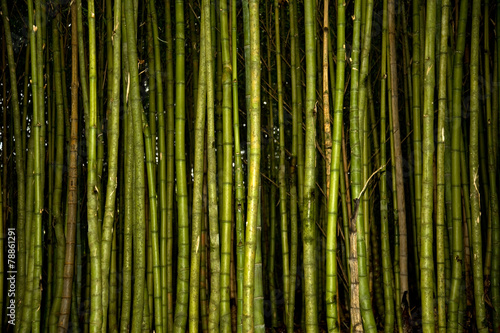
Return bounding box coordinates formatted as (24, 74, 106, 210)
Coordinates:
(242, 1, 261, 331)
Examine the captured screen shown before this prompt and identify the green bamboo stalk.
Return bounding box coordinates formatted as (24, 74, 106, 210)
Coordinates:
(46, 75, 55, 332)
(371, 201, 385, 320)
(401, 13, 418, 286)
(142, 111, 163, 333)
(145, 158, 153, 324)
(76, 0, 89, 134)
(447, 0, 467, 329)
(148, 0, 168, 330)
(124, 0, 148, 328)
(357, 0, 377, 328)
(496, 3, 500, 166)
(21, 0, 44, 330)
(85, 0, 103, 330)
(142, 285, 150, 333)
(242, 0, 250, 115)
(173, 0, 189, 331)
(412, 0, 423, 267)
(325, 0, 346, 329)
(242, 0, 261, 331)
(265, 5, 278, 327)
(254, 189, 264, 333)
(20, 137, 34, 333)
(421, 0, 436, 330)
(436, 0, 450, 331)
(33, 2, 46, 332)
(0, 0, 26, 325)
(288, 171, 299, 333)
(483, 6, 494, 281)
(232, 0, 245, 331)
(386, 61, 404, 333)
(388, 0, 409, 308)
(119, 19, 132, 332)
(144, 15, 153, 333)
(58, 2, 80, 330)
(21, 37, 29, 167)
(302, 1, 319, 331)
(220, 0, 233, 330)
(47, 71, 55, 332)
(274, 1, 290, 327)
(164, 1, 175, 331)
(215, 4, 223, 208)
(189, 1, 208, 329)
(188, 3, 199, 119)
(96, 18, 105, 248)
(109, 226, 118, 333)
(49, 15, 66, 333)
(146, 15, 156, 147)
(340, 128, 352, 288)
(200, 186, 209, 333)
(293, 0, 304, 212)
(288, 2, 300, 328)
(76, 164, 83, 320)
(358, 0, 374, 272)
(489, 3, 500, 329)
(348, 0, 365, 330)
(444, 48, 453, 291)
(469, 1, 488, 328)
(379, 2, 394, 331)
(100, 0, 121, 328)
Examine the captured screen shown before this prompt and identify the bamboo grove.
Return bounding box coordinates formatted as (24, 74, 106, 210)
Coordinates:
(1, 0, 500, 331)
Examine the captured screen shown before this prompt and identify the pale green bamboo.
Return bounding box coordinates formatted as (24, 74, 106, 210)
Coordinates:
(348, 0, 366, 330)
(219, 0, 233, 330)
(119, 20, 133, 332)
(358, 0, 375, 274)
(142, 111, 163, 333)
(242, 1, 261, 331)
(173, 0, 189, 331)
(25, 0, 44, 330)
(147, 1, 167, 331)
(100, 0, 122, 328)
(420, 0, 436, 330)
(232, 0, 245, 331)
(357, 0, 377, 328)
(326, 0, 346, 329)
(86, 0, 103, 329)
(302, 1, 319, 331)
(189, 1, 208, 329)
(124, 0, 148, 329)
